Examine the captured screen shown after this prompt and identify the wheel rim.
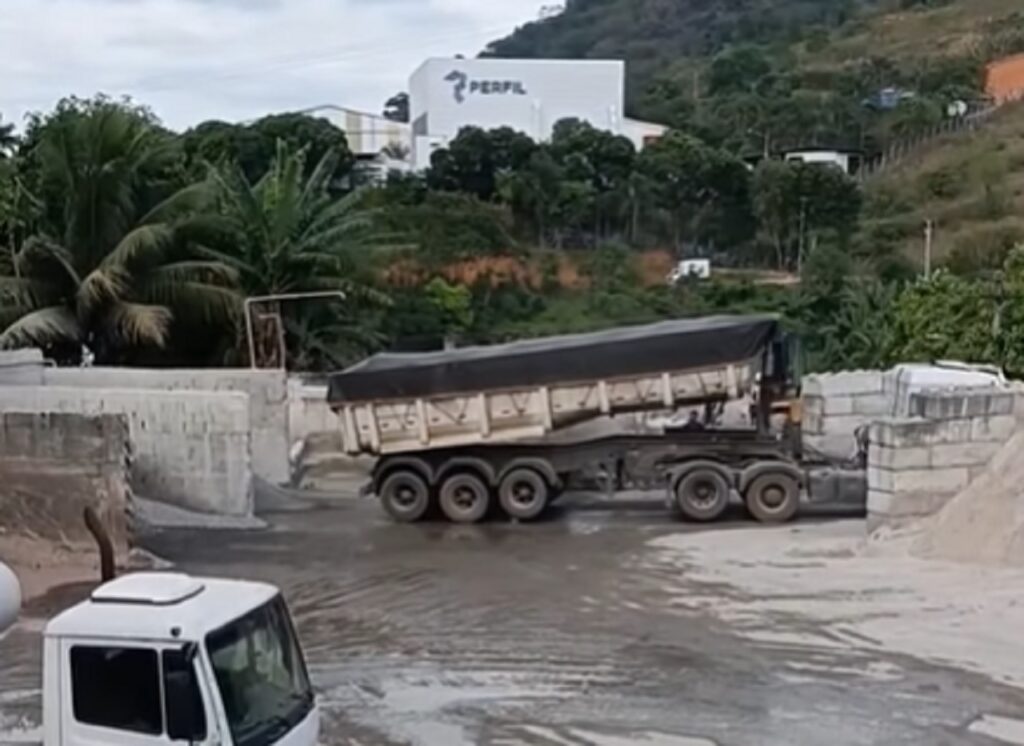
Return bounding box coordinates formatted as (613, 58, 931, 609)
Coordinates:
(511, 480, 538, 508)
(393, 482, 420, 509)
(452, 484, 481, 511)
(759, 484, 787, 510)
(691, 479, 720, 508)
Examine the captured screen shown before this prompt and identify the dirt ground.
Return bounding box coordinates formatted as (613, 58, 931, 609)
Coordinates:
(3, 495, 1024, 745)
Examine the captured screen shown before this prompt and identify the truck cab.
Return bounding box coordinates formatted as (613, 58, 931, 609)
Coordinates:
(41, 572, 318, 746)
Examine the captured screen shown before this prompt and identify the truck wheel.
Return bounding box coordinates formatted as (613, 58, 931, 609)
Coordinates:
(674, 468, 730, 522)
(745, 473, 800, 524)
(379, 471, 432, 523)
(439, 473, 491, 524)
(499, 468, 550, 521)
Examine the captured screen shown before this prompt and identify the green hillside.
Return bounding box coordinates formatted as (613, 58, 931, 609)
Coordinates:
(485, 0, 1024, 157)
(864, 100, 1024, 272)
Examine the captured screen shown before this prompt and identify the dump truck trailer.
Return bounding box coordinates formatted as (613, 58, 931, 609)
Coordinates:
(327, 314, 866, 524)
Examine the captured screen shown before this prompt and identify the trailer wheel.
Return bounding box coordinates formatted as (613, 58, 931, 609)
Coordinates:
(499, 468, 550, 521)
(674, 468, 730, 522)
(379, 471, 432, 523)
(439, 473, 491, 524)
(744, 473, 800, 524)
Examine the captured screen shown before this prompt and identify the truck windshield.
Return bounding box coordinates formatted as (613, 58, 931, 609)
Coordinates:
(206, 595, 313, 746)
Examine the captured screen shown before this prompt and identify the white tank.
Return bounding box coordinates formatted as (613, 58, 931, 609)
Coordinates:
(0, 562, 21, 637)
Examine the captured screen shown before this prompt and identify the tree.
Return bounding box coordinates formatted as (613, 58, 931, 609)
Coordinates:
(427, 126, 536, 200)
(707, 46, 773, 96)
(752, 160, 861, 270)
(199, 143, 387, 367)
(637, 131, 751, 253)
(383, 92, 410, 123)
(0, 97, 236, 363)
(182, 113, 355, 186)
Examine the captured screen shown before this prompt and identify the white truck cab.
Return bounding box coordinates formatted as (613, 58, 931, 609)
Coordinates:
(40, 572, 318, 746)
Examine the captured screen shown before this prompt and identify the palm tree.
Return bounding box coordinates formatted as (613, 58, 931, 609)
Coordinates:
(0, 99, 237, 363)
(198, 142, 388, 368)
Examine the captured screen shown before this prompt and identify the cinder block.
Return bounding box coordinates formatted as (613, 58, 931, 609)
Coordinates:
(891, 467, 970, 494)
(821, 396, 855, 416)
(871, 418, 972, 447)
(803, 410, 823, 435)
(813, 371, 885, 397)
(803, 433, 859, 460)
(852, 393, 892, 416)
(869, 443, 930, 470)
(970, 414, 1015, 443)
(820, 414, 872, 436)
(867, 466, 894, 492)
(929, 441, 1002, 468)
(912, 392, 969, 420)
(990, 392, 1015, 416)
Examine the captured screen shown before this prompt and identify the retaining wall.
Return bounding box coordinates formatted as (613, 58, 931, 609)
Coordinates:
(0, 349, 44, 385)
(0, 386, 252, 516)
(803, 371, 891, 459)
(867, 388, 1017, 530)
(42, 368, 288, 485)
(0, 412, 131, 548)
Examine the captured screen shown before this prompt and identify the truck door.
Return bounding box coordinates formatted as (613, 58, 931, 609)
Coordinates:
(59, 639, 219, 746)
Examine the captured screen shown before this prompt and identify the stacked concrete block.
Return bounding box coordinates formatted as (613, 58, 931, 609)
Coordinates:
(0, 412, 131, 547)
(0, 386, 252, 517)
(42, 367, 289, 485)
(867, 388, 1015, 530)
(0, 349, 44, 385)
(802, 371, 890, 459)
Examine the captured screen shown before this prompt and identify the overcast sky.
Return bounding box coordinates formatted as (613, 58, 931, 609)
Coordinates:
(0, 0, 541, 132)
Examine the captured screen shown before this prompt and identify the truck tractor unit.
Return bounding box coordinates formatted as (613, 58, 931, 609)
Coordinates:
(0, 563, 319, 746)
(327, 314, 866, 525)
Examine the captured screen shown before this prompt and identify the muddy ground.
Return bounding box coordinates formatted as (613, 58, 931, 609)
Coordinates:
(3, 495, 1024, 745)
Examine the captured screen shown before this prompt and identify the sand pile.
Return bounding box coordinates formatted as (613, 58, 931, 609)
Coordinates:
(913, 431, 1024, 565)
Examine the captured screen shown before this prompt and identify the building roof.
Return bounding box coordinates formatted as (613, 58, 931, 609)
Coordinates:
(45, 573, 278, 642)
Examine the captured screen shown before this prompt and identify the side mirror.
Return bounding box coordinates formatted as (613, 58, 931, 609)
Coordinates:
(163, 649, 207, 742)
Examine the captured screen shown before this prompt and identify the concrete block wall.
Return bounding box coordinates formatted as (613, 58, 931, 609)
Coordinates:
(867, 388, 1016, 530)
(0, 386, 252, 517)
(42, 368, 289, 485)
(286, 380, 335, 446)
(803, 371, 891, 459)
(0, 412, 131, 547)
(0, 349, 44, 385)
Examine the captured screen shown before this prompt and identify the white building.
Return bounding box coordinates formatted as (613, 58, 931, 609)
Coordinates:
(409, 58, 666, 170)
(301, 105, 412, 181)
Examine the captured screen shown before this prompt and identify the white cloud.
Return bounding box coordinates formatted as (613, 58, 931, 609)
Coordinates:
(0, 0, 540, 131)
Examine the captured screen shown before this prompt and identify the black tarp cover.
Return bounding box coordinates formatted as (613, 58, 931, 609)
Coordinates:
(328, 315, 780, 404)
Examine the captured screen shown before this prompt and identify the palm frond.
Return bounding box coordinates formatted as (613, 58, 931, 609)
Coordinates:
(16, 237, 81, 286)
(148, 260, 240, 286)
(77, 267, 128, 312)
(101, 223, 175, 270)
(138, 181, 214, 226)
(138, 279, 242, 325)
(0, 275, 58, 310)
(103, 302, 172, 348)
(0, 306, 81, 348)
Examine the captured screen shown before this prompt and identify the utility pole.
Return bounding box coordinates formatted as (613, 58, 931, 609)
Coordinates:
(924, 219, 933, 279)
(797, 197, 808, 275)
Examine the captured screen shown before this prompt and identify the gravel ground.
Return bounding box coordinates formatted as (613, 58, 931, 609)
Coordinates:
(3, 494, 1024, 745)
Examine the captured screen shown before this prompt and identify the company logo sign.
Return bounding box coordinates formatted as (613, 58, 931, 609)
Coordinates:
(445, 70, 528, 104)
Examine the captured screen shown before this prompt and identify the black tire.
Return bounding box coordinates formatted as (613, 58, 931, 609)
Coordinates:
(499, 468, 551, 521)
(439, 473, 491, 524)
(744, 472, 800, 524)
(379, 471, 432, 523)
(674, 468, 731, 522)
